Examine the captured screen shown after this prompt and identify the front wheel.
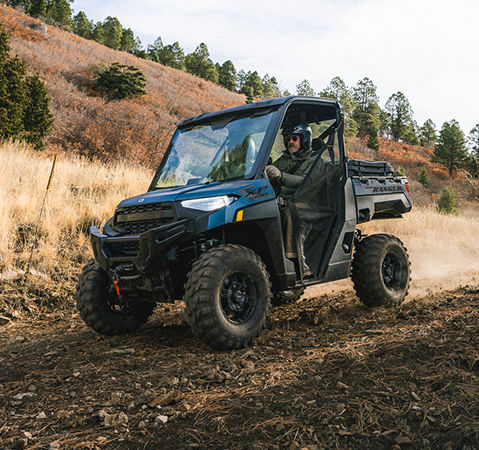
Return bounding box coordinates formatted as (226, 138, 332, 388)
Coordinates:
(76, 259, 155, 335)
(351, 234, 410, 307)
(184, 245, 271, 350)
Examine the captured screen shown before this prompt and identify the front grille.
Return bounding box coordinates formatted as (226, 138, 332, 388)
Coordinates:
(114, 202, 175, 235)
(107, 241, 140, 257)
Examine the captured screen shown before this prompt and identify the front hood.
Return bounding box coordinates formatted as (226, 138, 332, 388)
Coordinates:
(117, 180, 262, 208)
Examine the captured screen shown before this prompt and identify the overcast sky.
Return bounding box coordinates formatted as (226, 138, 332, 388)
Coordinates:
(72, 0, 479, 135)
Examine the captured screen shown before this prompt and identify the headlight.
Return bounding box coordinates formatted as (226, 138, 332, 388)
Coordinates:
(180, 196, 235, 211)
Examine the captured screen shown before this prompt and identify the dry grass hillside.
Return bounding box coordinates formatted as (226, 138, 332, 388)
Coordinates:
(0, 141, 153, 287)
(0, 5, 244, 166)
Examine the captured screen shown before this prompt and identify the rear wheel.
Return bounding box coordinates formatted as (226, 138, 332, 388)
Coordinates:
(351, 234, 410, 307)
(184, 245, 271, 350)
(76, 259, 155, 335)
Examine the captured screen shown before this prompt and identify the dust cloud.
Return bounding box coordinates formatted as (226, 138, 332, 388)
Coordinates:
(304, 235, 479, 301)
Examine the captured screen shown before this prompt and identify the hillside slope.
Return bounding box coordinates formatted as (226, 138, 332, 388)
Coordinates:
(0, 5, 244, 165)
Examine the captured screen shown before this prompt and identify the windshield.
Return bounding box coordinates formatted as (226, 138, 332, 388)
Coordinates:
(149, 112, 274, 189)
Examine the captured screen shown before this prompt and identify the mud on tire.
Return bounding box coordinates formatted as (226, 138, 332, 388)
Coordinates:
(76, 259, 155, 335)
(351, 233, 411, 307)
(184, 244, 271, 350)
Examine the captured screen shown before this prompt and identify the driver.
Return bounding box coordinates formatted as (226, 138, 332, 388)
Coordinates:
(265, 122, 317, 268)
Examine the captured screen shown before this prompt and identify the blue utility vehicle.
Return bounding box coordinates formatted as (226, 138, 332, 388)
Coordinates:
(76, 96, 412, 349)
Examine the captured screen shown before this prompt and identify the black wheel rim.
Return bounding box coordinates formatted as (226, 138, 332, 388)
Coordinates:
(382, 252, 406, 291)
(220, 271, 257, 324)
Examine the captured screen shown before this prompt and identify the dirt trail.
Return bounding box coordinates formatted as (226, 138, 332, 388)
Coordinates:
(1, 284, 478, 449)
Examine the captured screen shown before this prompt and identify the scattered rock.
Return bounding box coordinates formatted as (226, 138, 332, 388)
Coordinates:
(13, 392, 35, 400)
(177, 402, 191, 413)
(98, 410, 128, 427)
(395, 435, 412, 444)
(239, 359, 255, 369)
(149, 391, 181, 408)
(21, 431, 32, 440)
(154, 415, 168, 424)
(36, 412, 47, 419)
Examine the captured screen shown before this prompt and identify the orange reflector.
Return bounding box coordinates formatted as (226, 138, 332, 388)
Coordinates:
(405, 183, 411, 196)
(236, 210, 244, 221)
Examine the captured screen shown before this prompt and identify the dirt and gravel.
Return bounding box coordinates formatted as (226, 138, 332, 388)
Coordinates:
(0, 280, 478, 449)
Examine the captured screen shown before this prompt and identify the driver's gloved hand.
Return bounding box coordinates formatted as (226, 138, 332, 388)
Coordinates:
(266, 165, 282, 180)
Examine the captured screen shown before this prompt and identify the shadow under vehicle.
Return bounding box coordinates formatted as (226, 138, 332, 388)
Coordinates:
(76, 96, 413, 349)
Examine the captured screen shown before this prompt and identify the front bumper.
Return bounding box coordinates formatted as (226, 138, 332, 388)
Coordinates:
(90, 219, 192, 274)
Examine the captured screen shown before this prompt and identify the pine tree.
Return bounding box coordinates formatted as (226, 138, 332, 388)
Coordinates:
(147, 37, 163, 62)
(420, 119, 437, 148)
(433, 120, 467, 176)
(437, 187, 459, 214)
(45, 0, 73, 31)
(296, 79, 314, 96)
(320, 76, 357, 136)
(0, 25, 53, 148)
(0, 28, 27, 139)
(241, 85, 254, 104)
(240, 71, 262, 99)
(94, 62, 147, 100)
(120, 28, 136, 52)
(367, 130, 379, 150)
(102, 16, 122, 50)
(5, 0, 32, 12)
(236, 69, 247, 91)
(468, 124, 479, 157)
(467, 124, 479, 178)
(419, 168, 429, 188)
(218, 60, 237, 91)
(157, 41, 185, 69)
(384, 91, 416, 142)
(23, 73, 54, 149)
(184, 43, 218, 83)
(73, 11, 92, 39)
(352, 77, 380, 138)
(91, 21, 104, 44)
(29, 0, 46, 17)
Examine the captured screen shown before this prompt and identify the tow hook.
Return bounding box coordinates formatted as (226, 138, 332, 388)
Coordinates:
(112, 268, 130, 308)
(113, 280, 122, 299)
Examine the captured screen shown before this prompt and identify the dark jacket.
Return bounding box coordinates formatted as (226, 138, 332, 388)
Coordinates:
(273, 149, 317, 201)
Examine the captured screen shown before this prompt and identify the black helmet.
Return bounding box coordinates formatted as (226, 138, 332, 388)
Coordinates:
(282, 122, 312, 152)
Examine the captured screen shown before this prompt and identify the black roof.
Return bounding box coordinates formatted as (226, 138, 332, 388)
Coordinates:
(177, 96, 339, 128)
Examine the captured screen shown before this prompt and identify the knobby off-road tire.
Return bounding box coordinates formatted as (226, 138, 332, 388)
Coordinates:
(351, 234, 410, 307)
(184, 244, 271, 350)
(76, 259, 155, 335)
(272, 287, 305, 306)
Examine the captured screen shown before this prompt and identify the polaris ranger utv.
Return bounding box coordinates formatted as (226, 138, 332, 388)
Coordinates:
(76, 96, 412, 350)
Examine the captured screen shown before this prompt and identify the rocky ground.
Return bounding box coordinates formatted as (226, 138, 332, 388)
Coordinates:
(0, 283, 478, 449)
